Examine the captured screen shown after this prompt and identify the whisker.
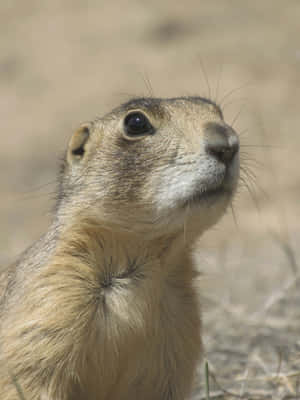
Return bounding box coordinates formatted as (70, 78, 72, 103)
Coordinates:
(238, 129, 248, 138)
(199, 60, 211, 100)
(221, 97, 248, 112)
(23, 180, 57, 192)
(144, 72, 154, 97)
(240, 157, 264, 169)
(15, 190, 57, 202)
(240, 144, 278, 149)
(113, 92, 139, 101)
(139, 70, 154, 97)
(240, 165, 258, 185)
(240, 152, 263, 165)
(214, 62, 223, 105)
(239, 176, 261, 213)
(183, 204, 191, 246)
(218, 80, 252, 107)
(239, 169, 257, 192)
(231, 103, 246, 127)
(230, 202, 239, 229)
(240, 163, 269, 205)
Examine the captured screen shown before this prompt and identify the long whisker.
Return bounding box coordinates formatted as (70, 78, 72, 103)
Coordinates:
(113, 92, 144, 106)
(240, 151, 263, 165)
(221, 97, 248, 112)
(240, 159, 269, 205)
(231, 103, 246, 127)
(230, 202, 238, 229)
(139, 70, 154, 97)
(214, 62, 223, 105)
(238, 129, 248, 138)
(199, 60, 211, 100)
(240, 156, 264, 169)
(239, 175, 261, 214)
(240, 144, 279, 148)
(183, 204, 191, 246)
(218, 81, 252, 107)
(14, 190, 57, 202)
(240, 162, 258, 192)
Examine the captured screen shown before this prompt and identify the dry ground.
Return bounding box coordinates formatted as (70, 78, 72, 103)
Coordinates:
(1, 1, 300, 399)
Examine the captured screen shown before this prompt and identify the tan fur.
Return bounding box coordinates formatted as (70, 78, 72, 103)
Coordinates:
(0, 97, 239, 399)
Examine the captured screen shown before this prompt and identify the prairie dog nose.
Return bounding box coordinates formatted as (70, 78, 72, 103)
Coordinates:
(204, 122, 239, 165)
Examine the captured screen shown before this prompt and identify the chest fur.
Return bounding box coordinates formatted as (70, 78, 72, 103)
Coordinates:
(78, 260, 202, 400)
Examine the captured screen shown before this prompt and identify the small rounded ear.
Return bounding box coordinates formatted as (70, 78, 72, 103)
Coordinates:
(67, 123, 91, 164)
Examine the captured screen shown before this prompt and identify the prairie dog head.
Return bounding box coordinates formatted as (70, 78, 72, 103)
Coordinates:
(59, 97, 239, 238)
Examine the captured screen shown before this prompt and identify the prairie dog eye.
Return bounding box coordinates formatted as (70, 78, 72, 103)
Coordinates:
(123, 112, 154, 138)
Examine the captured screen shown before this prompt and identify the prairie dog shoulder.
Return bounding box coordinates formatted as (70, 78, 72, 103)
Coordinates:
(0, 96, 239, 400)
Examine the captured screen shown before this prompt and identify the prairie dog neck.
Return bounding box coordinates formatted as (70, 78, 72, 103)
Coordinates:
(55, 216, 191, 281)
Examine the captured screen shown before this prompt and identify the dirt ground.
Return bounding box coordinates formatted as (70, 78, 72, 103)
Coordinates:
(1, 1, 300, 399)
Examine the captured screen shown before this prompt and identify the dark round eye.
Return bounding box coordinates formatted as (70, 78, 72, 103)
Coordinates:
(123, 112, 154, 137)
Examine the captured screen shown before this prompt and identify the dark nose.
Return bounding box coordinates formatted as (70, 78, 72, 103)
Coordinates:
(204, 122, 239, 165)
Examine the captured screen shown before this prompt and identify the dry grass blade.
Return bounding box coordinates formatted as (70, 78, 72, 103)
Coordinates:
(205, 360, 211, 400)
(270, 232, 298, 275)
(10, 373, 26, 400)
(250, 272, 300, 320)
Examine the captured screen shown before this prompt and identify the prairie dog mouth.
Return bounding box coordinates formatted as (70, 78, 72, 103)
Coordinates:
(184, 164, 238, 207)
(183, 185, 229, 208)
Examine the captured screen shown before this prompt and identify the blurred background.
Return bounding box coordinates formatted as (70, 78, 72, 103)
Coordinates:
(1, 1, 300, 398)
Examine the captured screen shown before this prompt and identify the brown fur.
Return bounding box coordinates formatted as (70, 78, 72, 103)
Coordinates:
(0, 97, 239, 399)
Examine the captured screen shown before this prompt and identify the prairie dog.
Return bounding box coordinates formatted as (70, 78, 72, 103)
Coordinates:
(0, 97, 239, 400)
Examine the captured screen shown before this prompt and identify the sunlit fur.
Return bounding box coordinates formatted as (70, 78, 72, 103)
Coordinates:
(0, 97, 239, 400)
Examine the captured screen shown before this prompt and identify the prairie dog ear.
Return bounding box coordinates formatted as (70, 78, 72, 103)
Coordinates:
(67, 123, 92, 164)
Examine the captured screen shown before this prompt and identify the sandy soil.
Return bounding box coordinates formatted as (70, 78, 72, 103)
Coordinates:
(1, 1, 300, 398)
